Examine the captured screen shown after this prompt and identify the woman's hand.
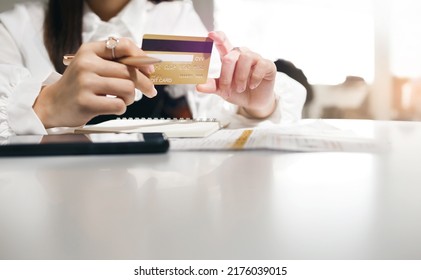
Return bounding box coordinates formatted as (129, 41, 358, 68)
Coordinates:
(33, 38, 156, 128)
(196, 31, 277, 119)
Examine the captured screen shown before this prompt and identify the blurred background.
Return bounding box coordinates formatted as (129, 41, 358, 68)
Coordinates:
(2, 0, 421, 121)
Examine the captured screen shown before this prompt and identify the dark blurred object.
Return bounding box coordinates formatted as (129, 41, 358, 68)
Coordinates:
(87, 85, 192, 124)
(274, 59, 313, 106)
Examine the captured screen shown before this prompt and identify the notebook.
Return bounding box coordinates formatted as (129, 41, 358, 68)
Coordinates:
(74, 118, 225, 138)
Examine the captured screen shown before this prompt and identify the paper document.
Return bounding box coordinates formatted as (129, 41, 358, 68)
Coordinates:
(170, 121, 382, 153)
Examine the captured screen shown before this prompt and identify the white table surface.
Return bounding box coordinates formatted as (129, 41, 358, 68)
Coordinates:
(1, 119, 421, 260)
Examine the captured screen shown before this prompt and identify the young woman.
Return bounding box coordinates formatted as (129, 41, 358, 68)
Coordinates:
(0, 0, 305, 136)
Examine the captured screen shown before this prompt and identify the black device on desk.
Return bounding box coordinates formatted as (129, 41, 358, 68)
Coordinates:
(0, 133, 169, 157)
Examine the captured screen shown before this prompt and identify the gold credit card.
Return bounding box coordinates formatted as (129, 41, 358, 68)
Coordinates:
(142, 34, 214, 85)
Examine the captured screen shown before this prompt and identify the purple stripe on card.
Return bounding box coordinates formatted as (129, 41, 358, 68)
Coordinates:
(142, 39, 213, 53)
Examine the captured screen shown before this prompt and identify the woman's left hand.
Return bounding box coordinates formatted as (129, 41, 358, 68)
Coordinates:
(196, 31, 277, 119)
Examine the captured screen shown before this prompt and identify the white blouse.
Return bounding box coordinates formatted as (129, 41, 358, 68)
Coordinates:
(0, 0, 306, 137)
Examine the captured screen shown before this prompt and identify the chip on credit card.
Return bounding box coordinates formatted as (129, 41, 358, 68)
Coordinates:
(142, 34, 213, 85)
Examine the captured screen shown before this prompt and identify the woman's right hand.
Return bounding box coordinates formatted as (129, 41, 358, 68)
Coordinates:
(33, 38, 156, 128)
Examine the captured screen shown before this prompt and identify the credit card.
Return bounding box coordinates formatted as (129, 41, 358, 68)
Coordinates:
(142, 34, 214, 85)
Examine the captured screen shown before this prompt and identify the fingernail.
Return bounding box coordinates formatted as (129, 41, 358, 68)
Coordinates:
(151, 88, 157, 97)
(237, 86, 245, 93)
(148, 65, 155, 74)
(134, 89, 142, 101)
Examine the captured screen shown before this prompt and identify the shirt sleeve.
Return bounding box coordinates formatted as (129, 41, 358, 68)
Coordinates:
(0, 23, 47, 137)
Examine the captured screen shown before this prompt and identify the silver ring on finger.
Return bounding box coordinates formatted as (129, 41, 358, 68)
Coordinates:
(105, 36, 120, 60)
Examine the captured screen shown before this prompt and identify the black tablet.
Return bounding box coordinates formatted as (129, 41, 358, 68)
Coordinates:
(0, 133, 169, 157)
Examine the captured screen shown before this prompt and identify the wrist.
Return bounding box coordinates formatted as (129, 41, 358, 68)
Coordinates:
(33, 85, 56, 129)
(238, 95, 277, 119)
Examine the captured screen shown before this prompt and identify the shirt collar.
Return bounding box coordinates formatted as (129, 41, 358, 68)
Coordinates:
(82, 0, 152, 45)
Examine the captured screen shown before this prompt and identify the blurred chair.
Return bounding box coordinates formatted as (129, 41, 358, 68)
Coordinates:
(309, 76, 370, 119)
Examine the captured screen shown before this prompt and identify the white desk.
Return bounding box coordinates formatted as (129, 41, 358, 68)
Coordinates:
(1, 119, 421, 260)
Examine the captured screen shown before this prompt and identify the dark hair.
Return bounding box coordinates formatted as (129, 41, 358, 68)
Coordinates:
(274, 59, 313, 106)
(44, 0, 173, 73)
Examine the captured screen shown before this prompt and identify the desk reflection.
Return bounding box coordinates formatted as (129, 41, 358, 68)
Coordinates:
(3, 120, 421, 260)
(1, 152, 278, 259)
(37, 167, 141, 258)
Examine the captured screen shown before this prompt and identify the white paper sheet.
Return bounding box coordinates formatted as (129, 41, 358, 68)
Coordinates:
(170, 120, 383, 153)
